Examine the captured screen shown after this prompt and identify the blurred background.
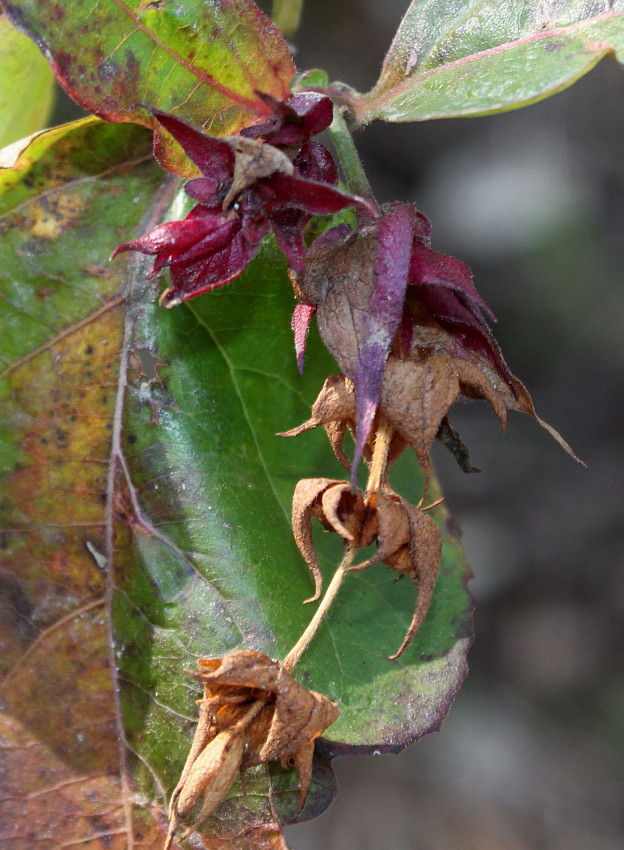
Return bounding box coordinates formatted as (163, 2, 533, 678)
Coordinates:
(50, 2, 623, 846)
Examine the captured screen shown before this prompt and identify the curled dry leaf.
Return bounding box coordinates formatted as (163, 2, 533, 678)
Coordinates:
(165, 649, 339, 848)
(291, 481, 442, 658)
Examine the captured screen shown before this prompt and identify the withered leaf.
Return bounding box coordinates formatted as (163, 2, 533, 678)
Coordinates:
(437, 416, 481, 474)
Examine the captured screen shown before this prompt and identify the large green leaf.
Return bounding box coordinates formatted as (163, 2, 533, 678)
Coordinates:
(1, 0, 295, 174)
(0, 117, 471, 847)
(350, 0, 624, 124)
(0, 14, 54, 148)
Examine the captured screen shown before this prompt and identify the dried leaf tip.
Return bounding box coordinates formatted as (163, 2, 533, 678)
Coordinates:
(165, 650, 339, 846)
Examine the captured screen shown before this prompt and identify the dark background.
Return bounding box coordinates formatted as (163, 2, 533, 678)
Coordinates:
(51, 2, 624, 846)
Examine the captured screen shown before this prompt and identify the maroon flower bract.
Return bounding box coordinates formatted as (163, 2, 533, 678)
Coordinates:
(295, 202, 516, 483)
(114, 104, 371, 308)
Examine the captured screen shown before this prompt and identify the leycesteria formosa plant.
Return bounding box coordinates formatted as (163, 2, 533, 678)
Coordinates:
(0, 1, 621, 848)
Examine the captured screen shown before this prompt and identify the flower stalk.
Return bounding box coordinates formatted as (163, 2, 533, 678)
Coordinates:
(283, 541, 357, 672)
(327, 104, 377, 206)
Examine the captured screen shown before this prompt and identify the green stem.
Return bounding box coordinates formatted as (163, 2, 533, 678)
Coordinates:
(328, 105, 376, 204)
(272, 0, 304, 38)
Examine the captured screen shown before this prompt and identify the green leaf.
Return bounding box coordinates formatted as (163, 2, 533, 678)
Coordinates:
(351, 0, 624, 124)
(0, 13, 54, 148)
(0, 118, 471, 846)
(1, 0, 296, 175)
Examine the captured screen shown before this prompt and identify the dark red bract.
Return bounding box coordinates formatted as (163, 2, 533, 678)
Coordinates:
(114, 104, 371, 307)
(294, 202, 513, 482)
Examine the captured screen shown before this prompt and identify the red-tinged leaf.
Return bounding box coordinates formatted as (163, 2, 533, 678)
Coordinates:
(1, 0, 295, 175)
(349, 0, 624, 125)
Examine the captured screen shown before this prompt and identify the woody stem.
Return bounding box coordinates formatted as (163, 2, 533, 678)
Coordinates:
(283, 541, 358, 672)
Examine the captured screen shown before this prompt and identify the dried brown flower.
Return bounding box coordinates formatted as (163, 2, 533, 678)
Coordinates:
(281, 338, 580, 489)
(291, 480, 442, 659)
(165, 649, 339, 849)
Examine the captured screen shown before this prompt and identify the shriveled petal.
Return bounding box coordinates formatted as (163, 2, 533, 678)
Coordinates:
(381, 355, 461, 485)
(194, 649, 280, 693)
(278, 374, 356, 438)
(292, 478, 343, 602)
(172, 729, 244, 821)
(320, 483, 361, 541)
(388, 506, 442, 660)
(152, 108, 234, 181)
(349, 493, 410, 571)
(259, 682, 338, 765)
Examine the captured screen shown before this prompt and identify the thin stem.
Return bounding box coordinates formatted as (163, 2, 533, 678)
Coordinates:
(328, 106, 377, 205)
(366, 417, 394, 496)
(272, 0, 304, 38)
(283, 542, 357, 672)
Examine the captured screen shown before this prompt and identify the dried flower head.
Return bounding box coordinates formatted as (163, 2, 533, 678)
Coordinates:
(291, 479, 442, 658)
(165, 649, 339, 848)
(291, 201, 581, 483)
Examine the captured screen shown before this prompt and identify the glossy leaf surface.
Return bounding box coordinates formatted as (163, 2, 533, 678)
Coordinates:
(352, 0, 624, 124)
(0, 118, 471, 846)
(1, 0, 295, 174)
(0, 13, 54, 148)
